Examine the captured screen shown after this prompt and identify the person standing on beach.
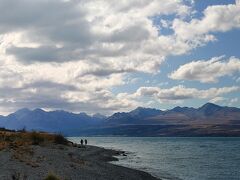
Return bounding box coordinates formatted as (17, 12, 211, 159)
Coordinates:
(85, 139, 87, 145)
(80, 139, 83, 145)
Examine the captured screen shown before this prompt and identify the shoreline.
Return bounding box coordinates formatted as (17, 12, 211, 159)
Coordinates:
(0, 142, 159, 180)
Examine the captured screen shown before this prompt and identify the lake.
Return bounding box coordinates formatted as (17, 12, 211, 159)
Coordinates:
(68, 137, 240, 180)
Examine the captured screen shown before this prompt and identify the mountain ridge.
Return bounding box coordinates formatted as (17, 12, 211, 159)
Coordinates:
(0, 103, 240, 136)
(107, 103, 240, 125)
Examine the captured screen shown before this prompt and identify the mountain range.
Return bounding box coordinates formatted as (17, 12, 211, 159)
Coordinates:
(0, 108, 106, 132)
(107, 103, 240, 125)
(0, 103, 240, 136)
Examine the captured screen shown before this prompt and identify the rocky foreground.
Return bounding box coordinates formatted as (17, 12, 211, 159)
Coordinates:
(0, 129, 159, 180)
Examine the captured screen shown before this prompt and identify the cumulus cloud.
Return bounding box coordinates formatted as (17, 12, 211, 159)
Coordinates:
(133, 85, 239, 102)
(172, 1, 240, 45)
(0, 0, 191, 65)
(1, 1, 239, 67)
(169, 56, 240, 83)
(0, 59, 133, 114)
(0, 79, 140, 115)
(0, 0, 239, 114)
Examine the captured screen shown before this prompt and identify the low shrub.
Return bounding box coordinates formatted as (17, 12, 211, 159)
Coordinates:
(54, 133, 68, 145)
(44, 172, 61, 180)
(30, 131, 44, 145)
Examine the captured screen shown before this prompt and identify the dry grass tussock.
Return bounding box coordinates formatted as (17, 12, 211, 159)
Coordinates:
(0, 129, 69, 168)
(0, 130, 68, 149)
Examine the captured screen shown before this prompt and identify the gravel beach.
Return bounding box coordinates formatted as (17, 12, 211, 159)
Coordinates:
(0, 143, 159, 180)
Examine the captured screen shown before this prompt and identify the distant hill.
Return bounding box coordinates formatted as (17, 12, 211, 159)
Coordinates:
(107, 103, 240, 125)
(0, 108, 105, 132)
(106, 107, 163, 125)
(0, 103, 240, 136)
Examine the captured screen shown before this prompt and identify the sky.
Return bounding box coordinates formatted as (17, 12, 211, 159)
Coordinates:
(0, 0, 240, 115)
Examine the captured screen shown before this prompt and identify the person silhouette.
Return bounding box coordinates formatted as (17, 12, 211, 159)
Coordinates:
(80, 139, 83, 146)
(85, 139, 87, 145)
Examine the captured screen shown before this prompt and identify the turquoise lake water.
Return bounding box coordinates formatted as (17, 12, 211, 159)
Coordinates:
(68, 137, 240, 180)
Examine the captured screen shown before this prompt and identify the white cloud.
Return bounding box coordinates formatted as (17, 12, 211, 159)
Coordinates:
(172, 2, 240, 44)
(0, 0, 239, 114)
(0, 0, 192, 114)
(133, 85, 239, 102)
(169, 56, 240, 83)
(210, 97, 226, 103)
(231, 97, 239, 103)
